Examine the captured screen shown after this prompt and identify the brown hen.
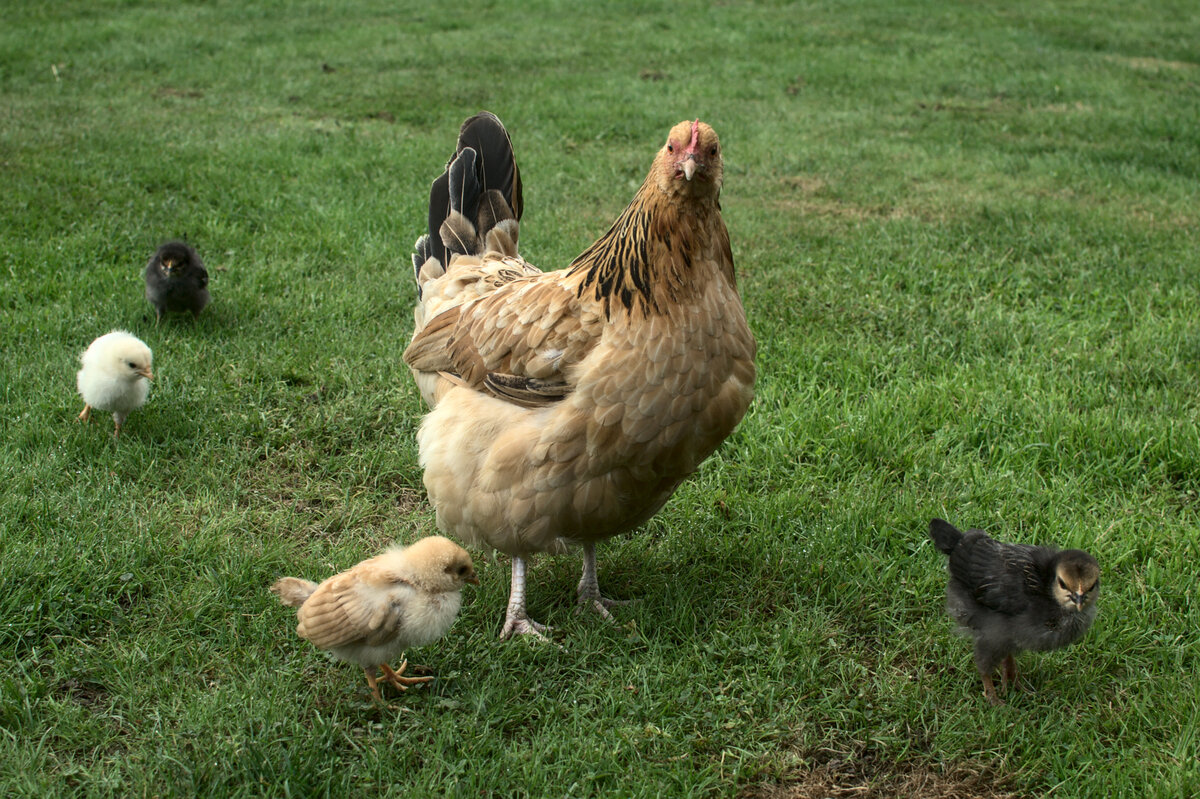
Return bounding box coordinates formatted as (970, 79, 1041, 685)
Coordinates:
(405, 113, 756, 639)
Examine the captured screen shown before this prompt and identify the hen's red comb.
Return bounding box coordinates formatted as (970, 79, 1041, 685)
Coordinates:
(685, 119, 701, 153)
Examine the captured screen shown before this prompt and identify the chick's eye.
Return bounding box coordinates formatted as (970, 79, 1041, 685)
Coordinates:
(127, 361, 136, 369)
(1057, 578, 1068, 590)
(457, 565, 468, 575)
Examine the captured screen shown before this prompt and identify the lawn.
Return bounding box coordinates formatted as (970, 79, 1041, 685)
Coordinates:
(1, 1, 1198, 796)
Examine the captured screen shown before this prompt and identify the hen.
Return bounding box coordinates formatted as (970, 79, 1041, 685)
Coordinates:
(404, 112, 756, 638)
(144, 240, 209, 323)
(929, 518, 1100, 705)
(270, 535, 478, 704)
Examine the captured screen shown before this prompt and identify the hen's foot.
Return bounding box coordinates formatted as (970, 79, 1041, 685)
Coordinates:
(500, 609, 551, 641)
(575, 589, 634, 623)
(575, 542, 633, 623)
(501, 554, 552, 641)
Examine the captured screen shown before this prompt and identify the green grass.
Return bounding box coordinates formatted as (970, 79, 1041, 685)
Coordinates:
(2, 0, 1199, 796)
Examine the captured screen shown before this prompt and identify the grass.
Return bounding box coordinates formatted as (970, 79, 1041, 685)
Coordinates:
(2, 0, 1198, 796)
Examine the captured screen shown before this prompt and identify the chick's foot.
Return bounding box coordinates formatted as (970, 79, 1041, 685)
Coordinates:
(381, 660, 434, 690)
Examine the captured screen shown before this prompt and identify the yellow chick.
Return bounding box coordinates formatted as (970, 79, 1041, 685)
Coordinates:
(76, 330, 154, 438)
(270, 536, 479, 704)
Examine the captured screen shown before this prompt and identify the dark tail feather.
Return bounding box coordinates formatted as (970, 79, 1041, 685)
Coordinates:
(423, 111, 523, 270)
(928, 518, 964, 555)
(456, 111, 522, 222)
(440, 148, 482, 256)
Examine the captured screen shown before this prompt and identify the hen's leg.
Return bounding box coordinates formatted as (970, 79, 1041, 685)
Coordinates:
(500, 555, 550, 640)
(381, 660, 434, 690)
(576, 542, 631, 622)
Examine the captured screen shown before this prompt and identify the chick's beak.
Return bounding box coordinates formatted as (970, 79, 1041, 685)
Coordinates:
(138, 368, 154, 381)
(466, 571, 480, 586)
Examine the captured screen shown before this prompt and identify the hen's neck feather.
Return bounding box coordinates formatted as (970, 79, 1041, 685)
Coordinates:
(567, 176, 733, 319)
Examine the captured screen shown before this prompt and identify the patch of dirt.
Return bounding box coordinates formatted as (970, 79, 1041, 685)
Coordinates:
(740, 753, 1022, 799)
(154, 86, 204, 99)
(1106, 54, 1198, 72)
(393, 485, 426, 515)
(1037, 101, 1094, 113)
(57, 677, 108, 709)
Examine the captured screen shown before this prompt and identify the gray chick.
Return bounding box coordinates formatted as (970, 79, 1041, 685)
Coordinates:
(144, 240, 209, 323)
(929, 518, 1099, 705)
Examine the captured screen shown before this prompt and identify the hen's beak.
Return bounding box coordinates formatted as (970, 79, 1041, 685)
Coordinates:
(138, 368, 154, 381)
(682, 155, 698, 181)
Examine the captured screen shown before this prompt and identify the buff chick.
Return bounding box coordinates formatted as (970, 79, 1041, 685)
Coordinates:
(270, 536, 479, 704)
(76, 330, 154, 438)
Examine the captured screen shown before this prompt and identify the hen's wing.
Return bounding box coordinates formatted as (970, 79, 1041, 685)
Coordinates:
(295, 569, 403, 650)
(405, 270, 601, 408)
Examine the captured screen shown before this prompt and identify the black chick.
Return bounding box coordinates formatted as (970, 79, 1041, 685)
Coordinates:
(929, 518, 1100, 705)
(144, 240, 209, 323)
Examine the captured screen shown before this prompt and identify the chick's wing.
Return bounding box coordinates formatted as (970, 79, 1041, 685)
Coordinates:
(295, 571, 399, 649)
(951, 535, 1040, 616)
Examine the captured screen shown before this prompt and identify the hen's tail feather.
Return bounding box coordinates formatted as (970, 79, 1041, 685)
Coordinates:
(270, 577, 319, 608)
(413, 234, 435, 284)
(477, 189, 518, 249)
(440, 148, 482, 257)
(421, 111, 523, 272)
(929, 518, 964, 555)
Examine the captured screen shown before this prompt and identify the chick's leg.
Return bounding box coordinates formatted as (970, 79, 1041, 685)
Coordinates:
(975, 646, 1005, 706)
(576, 542, 631, 622)
(363, 667, 385, 704)
(78, 404, 92, 423)
(381, 660, 434, 690)
(500, 555, 550, 640)
(1000, 655, 1019, 693)
(981, 673, 1003, 706)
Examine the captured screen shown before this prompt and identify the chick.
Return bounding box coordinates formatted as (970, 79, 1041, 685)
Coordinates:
(270, 536, 479, 704)
(144, 240, 209, 323)
(76, 330, 154, 438)
(929, 518, 1100, 705)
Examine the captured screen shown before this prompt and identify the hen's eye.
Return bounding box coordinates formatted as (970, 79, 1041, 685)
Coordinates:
(709, 146, 718, 156)
(667, 143, 674, 153)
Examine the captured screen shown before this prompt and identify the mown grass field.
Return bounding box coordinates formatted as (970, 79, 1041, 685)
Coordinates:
(2, 1, 1198, 796)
